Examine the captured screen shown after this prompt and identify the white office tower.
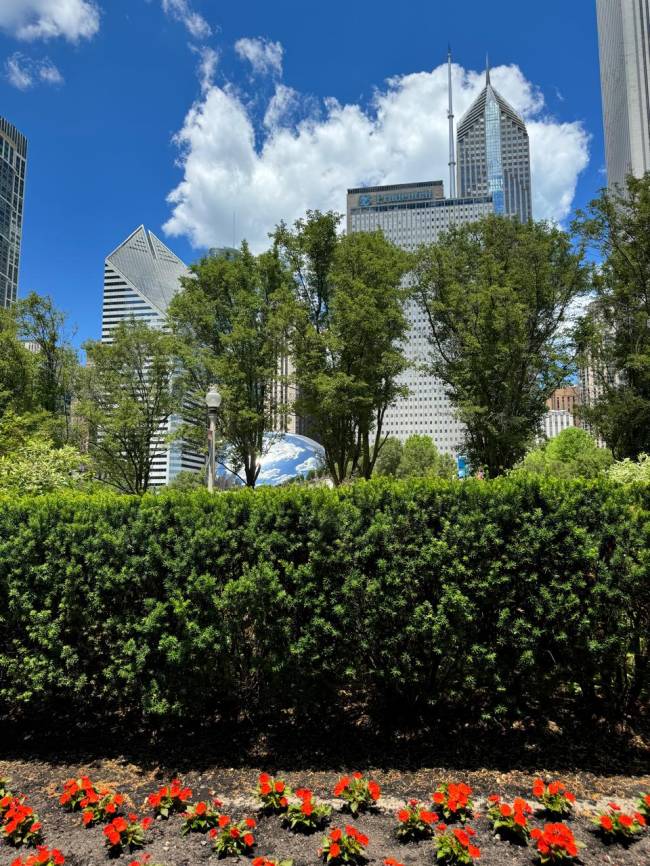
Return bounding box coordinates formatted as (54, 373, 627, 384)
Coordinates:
(346, 183, 493, 454)
(596, 0, 650, 190)
(102, 226, 203, 485)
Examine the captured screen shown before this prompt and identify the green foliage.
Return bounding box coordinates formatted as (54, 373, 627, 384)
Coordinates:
(413, 216, 588, 476)
(167, 243, 292, 487)
(608, 453, 650, 483)
(0, 307, 33, 416)
(374, 436, 403, 477)
(0, 437, 88, 494)
(278, 213, 411, 484)
(518, 428, 613, 479)
(375, 435, 457, 479)
(79, 320, 182, 495)
(0, 477, 647, 727)
(573, 173, 650, 459)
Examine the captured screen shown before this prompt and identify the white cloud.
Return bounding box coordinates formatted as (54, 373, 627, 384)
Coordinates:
(0, 0, 99, 42)
(5, 52, 64, 89)
(235, 37, 283, 77)
(164, 61, 590, 252)
(193, 45, 218, 92)
(162, 0, 211, 39)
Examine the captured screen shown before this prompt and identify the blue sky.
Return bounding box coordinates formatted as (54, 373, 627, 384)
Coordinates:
(1, 0, 604, 345)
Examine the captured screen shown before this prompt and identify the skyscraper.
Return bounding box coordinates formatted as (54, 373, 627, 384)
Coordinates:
(103, 226, 203, 485)
(0, 117, 27, 309)
(457, 67, 532, 221)
(346, 182, 493, 454)
(596, 0, 650, 190)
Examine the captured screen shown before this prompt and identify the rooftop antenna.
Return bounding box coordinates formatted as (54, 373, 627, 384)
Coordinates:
(447, 45, 457, 199)
(486, 52, 491, 86)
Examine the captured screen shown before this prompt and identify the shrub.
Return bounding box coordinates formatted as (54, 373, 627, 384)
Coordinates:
(431, 783, 473, 822)
(320, 826, 368, 864)
(81, 790, 125, 827)
(283, 789, 331, 832)
(594, 803, 646, 840)
(638, 792, 650, 819)
(394, 800, 437, 841)
(532, 780, 576, 817)
(209, 815, 256, 856)
(0, 478, 648, 727)
(333, 775, 380, 815)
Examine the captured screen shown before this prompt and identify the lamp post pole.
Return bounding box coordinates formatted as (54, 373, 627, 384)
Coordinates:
(205, 385, 222, 494)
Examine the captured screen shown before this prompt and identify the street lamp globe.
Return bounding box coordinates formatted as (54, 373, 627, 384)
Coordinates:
(205, 385, 222, 411)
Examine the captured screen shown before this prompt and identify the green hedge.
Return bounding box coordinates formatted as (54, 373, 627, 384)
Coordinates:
(0, 477, 648, 726)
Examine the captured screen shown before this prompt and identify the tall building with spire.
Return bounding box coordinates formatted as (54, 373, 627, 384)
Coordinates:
(596, 0, 650, 190)
(103, 226, 204, 485)
(456, 64, 532, 221)
(0, 117, 27, 308)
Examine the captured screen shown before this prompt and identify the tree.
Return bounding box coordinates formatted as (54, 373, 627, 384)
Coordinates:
(374, 436, 403, 476)
(412, 216, 588, 476)
(15, 292, 78, 438)
(79, 320, 182, 494)
(168, 243, 292, 488)
(277, 213, 411, 484)
(608, 453, 650, 483)
(572, 174, 650, 459)
(397, 434, 457, 480)
(0, 307, 33, 416)
(518, 427, 613, 479)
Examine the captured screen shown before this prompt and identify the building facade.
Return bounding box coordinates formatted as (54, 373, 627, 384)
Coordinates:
(103, 226, 203, 485)
(347, 182, 493, 455)
(456, 70, 532, 222)
(596, 0, 650, 190)
(0, 117, 27, 309)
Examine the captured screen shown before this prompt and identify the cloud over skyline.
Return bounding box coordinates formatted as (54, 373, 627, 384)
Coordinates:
(0, 0, 100, 42)
(164, 58, 591, 252)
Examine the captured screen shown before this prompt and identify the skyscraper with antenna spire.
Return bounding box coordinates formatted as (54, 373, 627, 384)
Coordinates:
(447, 47, 457, 198)
(456, 61, 532, 221)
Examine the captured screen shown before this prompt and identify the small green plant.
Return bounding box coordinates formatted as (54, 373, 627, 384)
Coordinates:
(594, 803, 646, 841)
(530, 823, 582, 863)
(256, 774, 291, 813)
(146, 779, 192, 818)
(638, 792, 650, 819)
(532, 780, 576, 817)
(283, 789, 331, 832)
(103, 814, 152, 853)
(431, 783, 474, 822)
(320, 826, 368, 864)
(333, 775, 380, 815)
(394, 800, 438, 841)
(1, 798, 43, 846)
(209, 815, 256, 856)
(486, 795, 532, 843)
(434, 826, 480, 864)
(180, 799, 223, 835)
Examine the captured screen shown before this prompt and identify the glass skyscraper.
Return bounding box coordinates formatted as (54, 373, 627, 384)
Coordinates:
(0, 117, 27, 308)
(596, 0, 650, 190)
(457, 70, 532, 222)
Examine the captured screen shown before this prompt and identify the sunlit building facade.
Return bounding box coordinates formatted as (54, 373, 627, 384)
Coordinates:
(0, 117, 27, 308)
(102, 226, 203, 485)
(596, 0, 650, 190)
(347, 181, 493, 455)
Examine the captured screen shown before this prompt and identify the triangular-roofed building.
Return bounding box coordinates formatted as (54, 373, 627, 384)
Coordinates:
(102, 226, 203, 486)
(456, 68, 532, 222)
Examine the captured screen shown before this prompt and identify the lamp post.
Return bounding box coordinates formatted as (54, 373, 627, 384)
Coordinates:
(205, 385, 222, 493)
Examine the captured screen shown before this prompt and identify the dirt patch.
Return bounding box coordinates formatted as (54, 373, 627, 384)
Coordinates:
(0, 760, 648, 866)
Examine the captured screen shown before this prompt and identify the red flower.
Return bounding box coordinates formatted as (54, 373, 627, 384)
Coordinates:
(245, 818, 256, 828)
(243, 833, 254, 847)
(397, 809, 410, 822)
(195, 802, 207, 815)
(275, 781, 285, 793)
(600, 815, 613, 831)
(218, 815, 230, 827)
(330, 829, 342, 841)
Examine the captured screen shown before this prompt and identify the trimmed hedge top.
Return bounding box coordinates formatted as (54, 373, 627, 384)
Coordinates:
(0, 477, 648, 725)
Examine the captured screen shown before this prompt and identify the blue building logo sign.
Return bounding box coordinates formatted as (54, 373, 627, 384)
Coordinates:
(358, 189, 435, 207)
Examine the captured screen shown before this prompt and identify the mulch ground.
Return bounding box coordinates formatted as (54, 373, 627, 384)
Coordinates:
(1, 759, 649, 866)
